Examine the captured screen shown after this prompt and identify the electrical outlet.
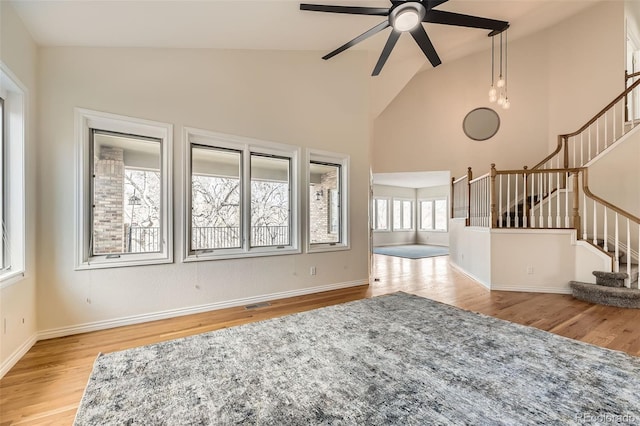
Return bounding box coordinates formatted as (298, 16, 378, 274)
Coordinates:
(526, 266, 534, 275)
(310, 266, 317, 276)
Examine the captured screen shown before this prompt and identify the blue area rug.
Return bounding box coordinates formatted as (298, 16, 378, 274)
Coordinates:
(74, 292, 640, 425)
(373, 244, 449, 259)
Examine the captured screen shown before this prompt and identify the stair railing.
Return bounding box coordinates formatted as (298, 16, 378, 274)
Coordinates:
(489, 165, 581, 232)
(532, 77, 640, 172)
(452, 164, 639, 284)
(451, 167, 472, 225)
(469, 171, 491, 227)
(453, 164, 581, 230)
(581, 168, 639, 283)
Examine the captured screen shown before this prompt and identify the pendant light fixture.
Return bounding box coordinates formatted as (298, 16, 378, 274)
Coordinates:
(488, 36, 497, 103)
(489, 29, 510, 109)
(502, 30, 510, 109)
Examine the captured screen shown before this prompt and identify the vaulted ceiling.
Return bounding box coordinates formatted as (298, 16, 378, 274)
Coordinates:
(10, 0, 601, 115)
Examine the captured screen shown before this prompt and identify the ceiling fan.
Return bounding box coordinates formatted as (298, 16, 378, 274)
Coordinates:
(300, 0, 509, 76)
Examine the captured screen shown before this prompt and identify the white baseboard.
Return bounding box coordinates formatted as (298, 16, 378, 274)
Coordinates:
(491, 285, 572, 294)
(449, 261, 491, 289)
(38, 279, 368, 340)
(0, 333, 37, 379)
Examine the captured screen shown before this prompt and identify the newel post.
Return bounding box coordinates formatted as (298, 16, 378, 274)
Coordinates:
(523, 166, 530, 227)
(562, 135, 569, 169)
(572, 171, 581, 238)
(562, 135, 569, 189)
(490, 164, 497, 228)
(451, 176, 455, 219)
(466, 167, 472, 226)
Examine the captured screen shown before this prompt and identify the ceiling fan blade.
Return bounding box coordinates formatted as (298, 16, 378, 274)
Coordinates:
(300, 4, 389, 16)
(425, 0, 449, 10)
(424, 10, 508, 33)
(372, 30, 401, 76)
(323, 21, 390, 60)
(409, 25, 441, 67)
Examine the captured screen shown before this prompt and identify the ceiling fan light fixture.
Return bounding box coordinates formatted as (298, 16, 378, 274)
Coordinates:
(300, 1, 510, 76)
(390, 3, 425, 32)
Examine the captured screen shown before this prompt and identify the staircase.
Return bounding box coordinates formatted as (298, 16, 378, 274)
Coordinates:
(452, 75, 640, 307)
(570, 238, 640, 308)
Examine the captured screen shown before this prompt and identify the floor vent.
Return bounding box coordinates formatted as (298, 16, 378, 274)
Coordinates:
(244, 302, 271, 310)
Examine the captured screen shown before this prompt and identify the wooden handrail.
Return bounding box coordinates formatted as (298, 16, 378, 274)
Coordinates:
(531, 77, 640, 171)
(531, 135, 565, 170)
(452, 175, 468, 185)
(582, 168, 640, 224)
(626, 70, 640, 80)
(561, 77, 640, 138)
(469, 172, 490, 184)
(495, 167, 582, 175)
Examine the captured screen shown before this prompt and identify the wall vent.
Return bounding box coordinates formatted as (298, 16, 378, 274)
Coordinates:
(244, 302, 271, 310)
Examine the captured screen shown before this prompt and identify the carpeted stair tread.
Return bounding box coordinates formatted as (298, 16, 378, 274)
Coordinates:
(593, 270, 628, 280)
(570, 281, 640, 308)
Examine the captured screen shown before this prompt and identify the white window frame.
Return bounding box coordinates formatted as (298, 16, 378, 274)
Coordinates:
(183, 127, 301, 261)
(75, 108, 173, 270)
(392, 198, 414, 231)
(306, 149, 350, 253)
(419, 198, 448, 232)
(0, 63, 27, 287)
(372, 197, 390, 232)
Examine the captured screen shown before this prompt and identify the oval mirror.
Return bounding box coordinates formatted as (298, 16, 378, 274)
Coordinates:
(463, 107, 500, 141)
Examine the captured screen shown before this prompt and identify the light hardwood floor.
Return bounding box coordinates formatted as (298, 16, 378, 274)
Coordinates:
(2, 254, 640, 425)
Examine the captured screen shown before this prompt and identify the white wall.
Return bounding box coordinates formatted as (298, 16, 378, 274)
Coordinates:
(450, 224, 610, 293)
(36, 47, 371, 335)
(589, 129, 640, 217)
(372, 184, 416, 247)
(416, 185, 450, 247)
(373, 1, 625, 179)
(491, 230, 578, 293)
(546, 2, 625, 151)
(0, 2, 38, 375)
(449, 219, 491, 288)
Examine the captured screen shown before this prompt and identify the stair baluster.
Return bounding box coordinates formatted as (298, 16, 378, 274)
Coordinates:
(582, 191, 587, 240)
(513, 173, 520, 228)
(498, 175, 503, 228)
(538, 173, 544, 227)
(530, 172, 536, 228)
(603, 208, 608, 253)
(615, 213, 619, 273)
(564, 174, 570, 228)
(592, 201, 598, 246)
(627, 218, 631, 287)
(556, 158, 561, 227)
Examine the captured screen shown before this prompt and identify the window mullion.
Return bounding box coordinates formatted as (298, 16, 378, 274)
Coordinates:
(242, 147, 251, 251)
(432, 200, 436, 230)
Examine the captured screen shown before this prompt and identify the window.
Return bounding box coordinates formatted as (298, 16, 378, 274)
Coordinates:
(185, 127, 300, 260)
(251, 154, 291, 247)
(372, 198, 389, 231)
(420, 199, 448, 231)
(393, 199, 413, 230)
(75, 109, 173, 269)
(308, 150, 349, 252)
(0, 64, 27, 286)
(191, 146, 241, 250)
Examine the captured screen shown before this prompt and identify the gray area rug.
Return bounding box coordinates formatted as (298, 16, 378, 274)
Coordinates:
(372, 244, 449, 259)
(75, 293, 640, 425)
